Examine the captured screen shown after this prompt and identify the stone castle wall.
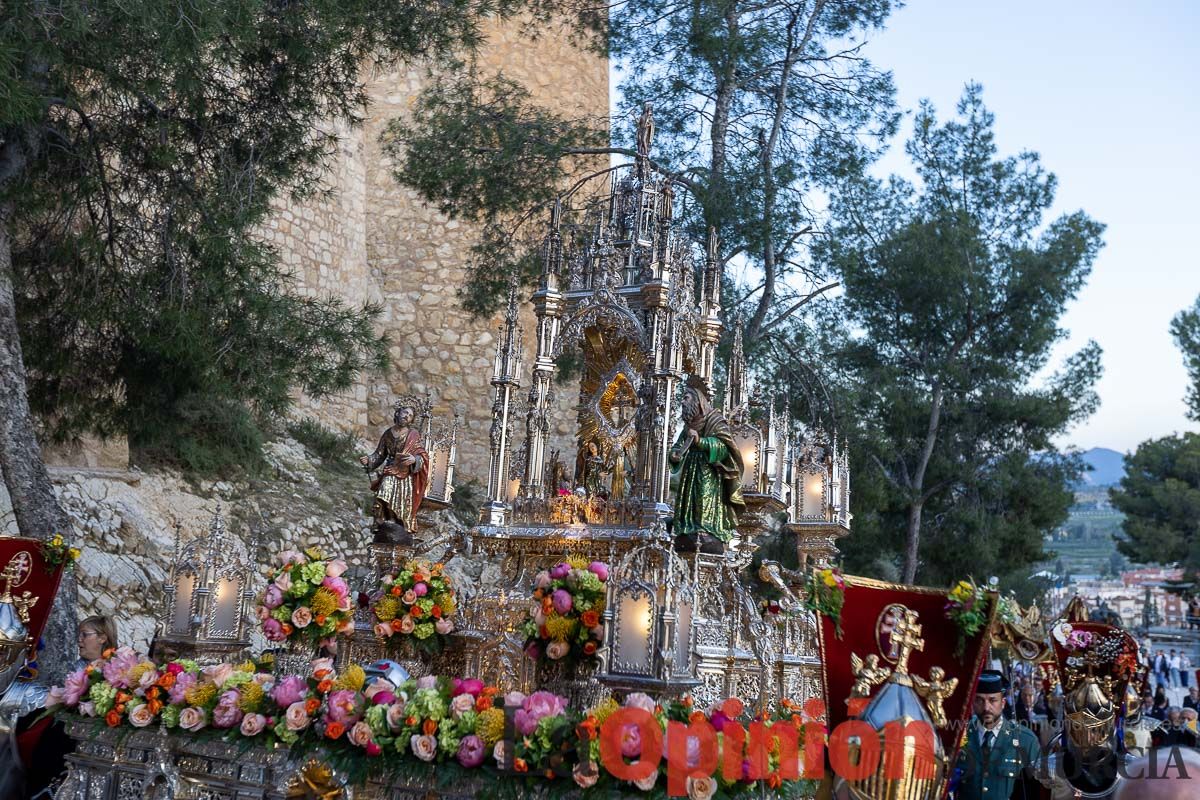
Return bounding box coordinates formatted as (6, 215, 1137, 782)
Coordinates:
(265, 18, 609, 483)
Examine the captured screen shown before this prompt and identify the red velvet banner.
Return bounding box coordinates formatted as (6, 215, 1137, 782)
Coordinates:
(0, 536, 67, 646)
(816, 576, 997, 769)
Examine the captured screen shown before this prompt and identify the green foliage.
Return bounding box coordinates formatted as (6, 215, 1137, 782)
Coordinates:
(1, 0, 593, 471)
(1171, 296, 1200, 421)
(136, 394, 266, 477)
(1110, 432, 1200, 570)
(287, 418, 359, 473)
(814, 85, 1105, 584)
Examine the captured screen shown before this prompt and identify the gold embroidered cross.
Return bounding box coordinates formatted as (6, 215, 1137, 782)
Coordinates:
(891, 608, 925, 675)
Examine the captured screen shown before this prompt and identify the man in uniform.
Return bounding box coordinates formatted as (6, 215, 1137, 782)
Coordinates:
(955, 670, 1042, 800)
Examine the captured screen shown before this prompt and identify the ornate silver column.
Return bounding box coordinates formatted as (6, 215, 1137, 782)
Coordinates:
(482, 284, 523, 525)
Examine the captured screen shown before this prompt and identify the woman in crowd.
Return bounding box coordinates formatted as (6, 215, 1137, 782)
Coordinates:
(1150, 685, 1170, 721)
(74, 615, 118, 669)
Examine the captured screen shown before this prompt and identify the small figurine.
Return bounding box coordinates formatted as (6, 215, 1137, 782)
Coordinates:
(574, 437, 606, 498)
(849, 652, 891, 699)
(360, 400, 430, 545)
(669, 375, 745, 554)
(912, 666, 959, 729)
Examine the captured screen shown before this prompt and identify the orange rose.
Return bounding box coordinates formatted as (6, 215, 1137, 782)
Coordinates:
(475, 695, 493, 712)
(422, 719, 438, 735)
(391, 586, 402, 597)
(514, 758, 528, 773)
(325, 722, 345, 740)
(544, 770, 556, 780)
(306, 698, 321, 715)
(147, 698, 164, 715)
(533, 589, 543, 600)
(767, 773, 782, 789)
(116, 691, 131, 704)
(157, 672, 176, 689)
(406, 716, 418, 727)
(482, 686, 499, 697)
(431, 606, 442, 619)
(146, 686, 160, 700)
(541, 597, 553, 616)
(114, 703, 126, 714)
(582, 641, 597, 655)
(689, 711, 706, 725)
(105, 710, 121, 727)
(390, 619, 403, 632)
(581, 610, 600, 628)
(315, 614, 327, 626)
(413, 574, 425, 583)
(411, 606, 423, 619)
(314, 668, 333, 680)
(102, 648, 115, 659)
(281, 623, 294, 636)
(317, 679, 333, 694)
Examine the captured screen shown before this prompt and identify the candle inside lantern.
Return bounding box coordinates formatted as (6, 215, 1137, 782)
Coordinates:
(801, 472, 825, 518)
(210, 577, 240, 637)
(614, 592, 653, 673)
(171, 573, 196, 634)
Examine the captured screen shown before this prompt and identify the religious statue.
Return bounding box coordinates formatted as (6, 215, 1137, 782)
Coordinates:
(574, 438, 607, 498)
(360, 400, 430, 544)
(668, 375, 746, 554)
(912, 665, 958, 728)
(849, 652, 891, 699)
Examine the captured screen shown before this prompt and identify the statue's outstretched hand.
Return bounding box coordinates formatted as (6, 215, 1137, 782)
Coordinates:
(359, 455, 370, 466)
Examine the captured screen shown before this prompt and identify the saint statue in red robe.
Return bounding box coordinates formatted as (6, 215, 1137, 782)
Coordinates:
(360, 403, 429, 543)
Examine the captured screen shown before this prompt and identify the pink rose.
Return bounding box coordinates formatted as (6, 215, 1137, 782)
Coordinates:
(386, 703, 407, 731)
(493, 740, 511, 768)
(574, 762, 599, 788)
(366, 742, 382, 757)
(128, 703, 155, 728)
(203, 663, 234, 687)
(240, 713, 267, 736)
(262, 618, 285, 642)
(291, 606, 313, 629)
(399, 616, 415, 635)
(504, 691, 526, 708)
(348, 721, 374, 747)
(588, 561, 609, 581)
(364, 679, 396, 702)
(271, 676, 307, 708)
(166, 662, 185, 676)
(371, 690, 396, 707)
(621, 722, 642, 757)
(179, 707, 207, 732)
(274, 571, 293, 592)
(515, 691, 567, 735)
(687, 776, 717, 800)
(373, 622, 392, 638)
(78, 701, 96, 717)
(138, 666, 159, 691)
(625, 692, 656, 712)
(101, 647, 139, 688)
(263, 585, 283, 609)
(413, 582, 428, 597)
(255, 605, 270, 622)
(325, 558, 348, 578)
(310, 657, 335, 676)
(285, 701, 310, 731)
(546, 640, 570, 661)
(450, 693, 475, 719)
(416, 675, 439, 690)
(402, 590, 417, 605)
(435, 618, 454, 635)
(411, 734, 437, 762)
(534, 571, 552, 590)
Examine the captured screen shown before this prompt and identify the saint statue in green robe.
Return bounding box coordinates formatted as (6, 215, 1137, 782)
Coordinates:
(669, 377, 746, 553)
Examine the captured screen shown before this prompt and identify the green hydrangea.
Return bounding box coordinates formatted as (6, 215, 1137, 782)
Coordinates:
(89, 682, 116, 714)
(301, 561, 326, 584)
(365, 704, 388, 738)
(271, 606, 291, 623)
(408, 687, 446, 721)
(223, 671, 254, 690)
(177, 659, 199, 672)
(161, 705, 180, 728)
(274, 720, 298, 745)
(414, 622, 435, 640)
(438, 727, 462, 755)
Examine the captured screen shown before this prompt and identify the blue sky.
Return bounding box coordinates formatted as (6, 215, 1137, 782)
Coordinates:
(861, 0, 1200, 453)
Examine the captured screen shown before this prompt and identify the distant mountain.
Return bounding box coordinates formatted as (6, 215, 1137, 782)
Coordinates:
(1078, 447, 1126, 487)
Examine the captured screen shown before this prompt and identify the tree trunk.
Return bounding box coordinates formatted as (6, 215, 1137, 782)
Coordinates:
(901, 383, 944, 583)
(0, 198, 78, 684)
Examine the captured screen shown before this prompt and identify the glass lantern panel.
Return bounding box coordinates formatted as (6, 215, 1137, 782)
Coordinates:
(673, 597, 693, 673)
(614, 591, 653, 675)
(732, 426, 761, 492)
(801, 473, 825, 518)
(209, 577, 241, 639)
(429, 447, 451, 498)
(171, 573, 196, 634)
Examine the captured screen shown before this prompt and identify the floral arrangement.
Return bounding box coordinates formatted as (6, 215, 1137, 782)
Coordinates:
(371, 559, 456, 654)
(944, 579, 991, 657)
(802, 568, 845, 636)
(48, 650, 818, 798)
(41, 533, 81, 572)
(521, 557, 608, 667)
(257, 548, 354, 647)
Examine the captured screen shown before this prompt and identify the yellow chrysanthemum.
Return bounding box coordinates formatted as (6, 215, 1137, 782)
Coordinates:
(238, 682, 265, 712)
(566, 556, 589, 570)
(310, 587, 339, 618)
(374, 596, 400, 622)
(821, 571, 837, 588)
(475, 707, 506, 746)
(441, 595, 457, 615)
(184, 682, 217, 707)
(589, 697, 620, 725)
(543, 614, 577, 641)
(69, 548, 82, 560)
(333, 664, 366, 692)
(236, 660, 257, 674)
